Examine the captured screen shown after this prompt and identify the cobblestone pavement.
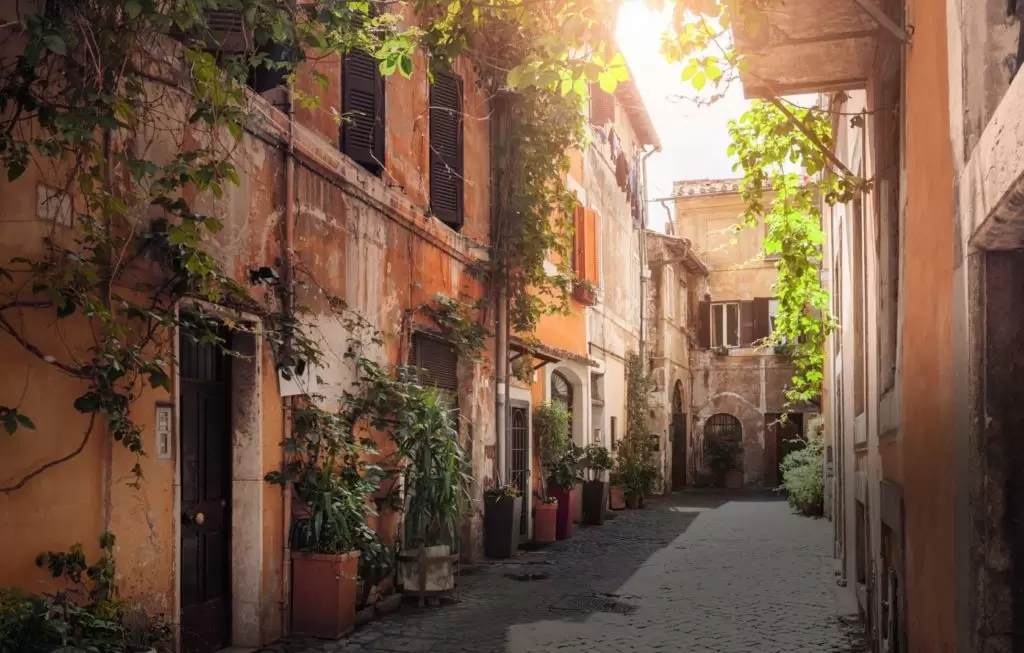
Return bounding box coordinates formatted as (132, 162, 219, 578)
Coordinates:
(261, 491, 865, 653)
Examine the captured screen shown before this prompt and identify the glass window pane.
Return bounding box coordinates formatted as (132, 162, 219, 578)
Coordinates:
(726, 303, 739, 346)
(713, 304, 725, 347)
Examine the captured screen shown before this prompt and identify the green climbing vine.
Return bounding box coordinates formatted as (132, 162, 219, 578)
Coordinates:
(727, 100, 866, 403)
(0, 0, 635, 494)
(655, 1, 875, 404)
(418, 293, 489, 362)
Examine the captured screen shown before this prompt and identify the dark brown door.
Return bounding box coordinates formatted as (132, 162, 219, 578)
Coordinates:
(179, 328, 232, 653)
(671, 412, 687, 490)
(671, 383, 687, 490)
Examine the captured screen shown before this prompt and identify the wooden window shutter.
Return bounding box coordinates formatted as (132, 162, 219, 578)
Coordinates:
(410, 333, 459, 398)
(584, 208, 599, 284)
(429, 71, 464, 230)
(753, 297, 771, 342)
(698, 301, 711, 348)
(589, 84, 614, 126)
(740, 301, 755, 347)
(341, 49, 385, 174)
(572, 204, 585, 275)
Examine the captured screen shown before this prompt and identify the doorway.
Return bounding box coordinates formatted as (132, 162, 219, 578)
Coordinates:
(508, 400, 531, 542)
(670, 381, 687, 490)
(764, 412, 804, 487)
(179, 326, 232, 653)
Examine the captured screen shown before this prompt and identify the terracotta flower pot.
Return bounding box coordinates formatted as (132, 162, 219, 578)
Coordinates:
(609, 484, 626, 510)
(291, 550, 360, 639)
(547, 483, 574, 539)
(534, 501, 558, 543)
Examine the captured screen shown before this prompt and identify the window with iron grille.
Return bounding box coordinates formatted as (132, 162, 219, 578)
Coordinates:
(704, 413, 741, 443)
(341, 49, 385, 174)
(409, 332, 459, 407)
(429, 71, 464, 230)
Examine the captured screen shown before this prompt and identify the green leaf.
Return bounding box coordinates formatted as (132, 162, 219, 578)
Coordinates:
(598, 71, 617, 94)
(16, 413, 36, 430)
(125, 1, 142, 19)
(560, 77, 572, 96)
(706, 61, 723, 81)
(506, 65, 523, 89)
(692, 71, 707, 91)
(3, 413, 16, 435)
(43, 34, 67, 55)
(398, 53, 414, 79)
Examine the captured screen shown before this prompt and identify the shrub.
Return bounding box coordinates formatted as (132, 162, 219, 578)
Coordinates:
(779, 426, 824, 516)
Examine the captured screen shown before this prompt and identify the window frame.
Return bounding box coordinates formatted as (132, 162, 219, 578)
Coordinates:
(710, 301, 740, 348)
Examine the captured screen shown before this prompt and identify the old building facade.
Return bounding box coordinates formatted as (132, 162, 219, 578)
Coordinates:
(0, 6, 498, 651)
(665, 180, 809, 490)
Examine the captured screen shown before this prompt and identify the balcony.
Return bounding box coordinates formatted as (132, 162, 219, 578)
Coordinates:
(732, 0, 888, 98)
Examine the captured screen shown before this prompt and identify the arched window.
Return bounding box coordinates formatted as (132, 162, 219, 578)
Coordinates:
(671, 380, 684, 415)
(704, 413, 742, 442)
(551, 370, 573, 409)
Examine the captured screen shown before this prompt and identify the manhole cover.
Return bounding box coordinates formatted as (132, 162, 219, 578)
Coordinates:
(549, 595, 636, 615)
(504, 571, 551, 581)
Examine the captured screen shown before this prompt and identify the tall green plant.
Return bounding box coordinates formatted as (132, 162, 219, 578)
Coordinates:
(391, 383, 472, 550)
(533, 401, 571, 497)
(616, 353, 659, 500)
(779, 427, 824, 516)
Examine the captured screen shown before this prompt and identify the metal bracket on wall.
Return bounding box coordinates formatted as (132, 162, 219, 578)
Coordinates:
(853, 0, 911, 44)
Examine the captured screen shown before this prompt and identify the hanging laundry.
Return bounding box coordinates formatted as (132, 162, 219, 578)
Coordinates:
(615, 152, 628, 190)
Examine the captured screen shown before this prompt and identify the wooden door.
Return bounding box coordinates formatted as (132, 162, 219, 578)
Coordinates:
(179, 329, 232, 653)
(765, 413, 804, 487)
(670, 382, 686, 489)
(508, 401, 530, 541)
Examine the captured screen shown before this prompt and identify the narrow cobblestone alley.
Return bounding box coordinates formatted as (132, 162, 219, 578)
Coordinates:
(262, 492, 864, 653)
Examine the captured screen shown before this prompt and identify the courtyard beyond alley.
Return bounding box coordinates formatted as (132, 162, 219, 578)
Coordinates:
(261, 492, 864, 653)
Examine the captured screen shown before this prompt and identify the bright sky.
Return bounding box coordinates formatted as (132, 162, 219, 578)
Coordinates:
(615, 2, 752, 232)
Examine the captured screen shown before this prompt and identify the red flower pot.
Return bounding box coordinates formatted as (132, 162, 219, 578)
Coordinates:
(534, 501, 558, 543)
(291, 550, 360, 638)
(548, 483, 574, 540)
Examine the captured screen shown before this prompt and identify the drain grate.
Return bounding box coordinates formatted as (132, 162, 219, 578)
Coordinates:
(549, 594, 636, 615)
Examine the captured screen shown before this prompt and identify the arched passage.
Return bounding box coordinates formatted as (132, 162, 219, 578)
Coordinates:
(671, 380, 688, 490)
(548, 365, 586, 446)
(704, 413, 743, 485)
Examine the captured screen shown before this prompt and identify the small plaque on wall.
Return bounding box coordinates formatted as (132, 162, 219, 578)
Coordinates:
(155, 403, 173, 460)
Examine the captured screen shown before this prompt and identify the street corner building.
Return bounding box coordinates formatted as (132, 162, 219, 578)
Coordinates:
(731, 0, 1024, 650)
(0, 4, 497, 651)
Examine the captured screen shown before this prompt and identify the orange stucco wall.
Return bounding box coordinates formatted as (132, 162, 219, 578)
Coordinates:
(900, 0, 956, 649)
(0, 26, 493, 647)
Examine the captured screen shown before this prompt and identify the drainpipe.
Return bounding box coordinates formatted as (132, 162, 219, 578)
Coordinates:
(638, 145, 660, 362)
(280, 58, 297, 637)
(492, 94, 509, 486)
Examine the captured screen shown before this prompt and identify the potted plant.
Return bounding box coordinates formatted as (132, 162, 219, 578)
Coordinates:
(581, 443, 613, 524)
(392, 386, 472, 602)
(533, 401, 571, 542)
(533, 495, 558, 542)
(608, 474, 626, 510)
(705, 436, 742, 488)
(266, 405, 380, 639)
(483, 484, 522, 559)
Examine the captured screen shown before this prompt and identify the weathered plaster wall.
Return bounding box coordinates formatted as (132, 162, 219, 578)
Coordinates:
(0, 28, 494, 647)
(690, 351, 797, 487)
(901, 1, 957, 649)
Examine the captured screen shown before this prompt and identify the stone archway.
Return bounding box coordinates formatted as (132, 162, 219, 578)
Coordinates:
(696, 392, 766, 487)
(548, 364, 587, 447)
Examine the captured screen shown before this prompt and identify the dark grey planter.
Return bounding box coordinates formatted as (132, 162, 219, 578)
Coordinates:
(483, 495, 522, 558)
(582, 480, 607, 525)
